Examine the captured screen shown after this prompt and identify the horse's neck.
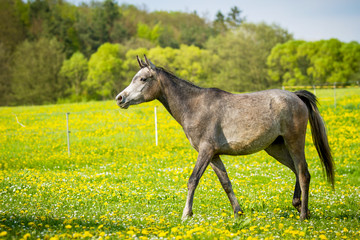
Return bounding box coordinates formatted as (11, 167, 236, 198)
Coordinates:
(157, 73, 202, 125)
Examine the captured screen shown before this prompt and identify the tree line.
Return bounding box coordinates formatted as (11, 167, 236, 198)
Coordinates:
(0, 0, 359, 106)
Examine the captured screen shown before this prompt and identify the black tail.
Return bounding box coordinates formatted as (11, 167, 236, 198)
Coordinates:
(295, 90, 335, 187)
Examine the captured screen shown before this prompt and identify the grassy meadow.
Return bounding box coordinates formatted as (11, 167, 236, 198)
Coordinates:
(0, 88, 359, 239)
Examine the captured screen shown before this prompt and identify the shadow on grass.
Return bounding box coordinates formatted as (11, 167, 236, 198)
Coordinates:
(0, 213, 127, 238)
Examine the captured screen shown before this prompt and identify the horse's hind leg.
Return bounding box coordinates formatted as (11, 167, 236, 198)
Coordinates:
(292, 177, 302, 212)
(284, 136, 311, 220)
(265, 137, 303, 213)
(210, 156, 242, 218)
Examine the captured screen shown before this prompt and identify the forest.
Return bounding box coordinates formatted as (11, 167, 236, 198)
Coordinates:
(1, 0, 359, 106)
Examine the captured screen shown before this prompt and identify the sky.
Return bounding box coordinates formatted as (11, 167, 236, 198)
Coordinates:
(71, 0, 360, 43)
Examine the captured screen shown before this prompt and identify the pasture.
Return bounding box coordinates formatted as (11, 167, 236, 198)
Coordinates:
(0, 88, 359, 239)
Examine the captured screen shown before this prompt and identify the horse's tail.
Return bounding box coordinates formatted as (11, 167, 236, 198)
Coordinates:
(294, 90, 335, 188)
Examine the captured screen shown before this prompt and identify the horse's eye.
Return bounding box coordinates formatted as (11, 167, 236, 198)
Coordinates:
(140, 77, 147, 82)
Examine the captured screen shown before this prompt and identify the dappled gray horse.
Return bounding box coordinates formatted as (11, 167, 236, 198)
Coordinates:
(116, 56, 334, 220)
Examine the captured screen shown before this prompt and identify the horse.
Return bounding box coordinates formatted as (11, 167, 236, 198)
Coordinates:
(115, 55, 334, 220)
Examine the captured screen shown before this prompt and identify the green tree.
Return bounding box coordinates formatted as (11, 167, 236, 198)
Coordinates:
(341, 41, 360, 82)
(59, 51, 88, 100)
(226, 6, 243, 28)
(143, 45, 218, 87)
(0, 43, 13, 106)
(75, 0, 122, 57)
(147, 46, 178, 70)
(267, 40, 306, 86)
(173, 45, 216, 86)
(267, 39, 360, 86)
(47, 1, 79, 57)
(0, 0, 27, 50)
(11, 38, 65, 105)
(91, 0, 121, 46)
(75, 5, 95, 57)
(207, 22, 292, 91)
(84, 43, 125, 100)
(213, 11, 227, 34)
(137, 23, 163, 44)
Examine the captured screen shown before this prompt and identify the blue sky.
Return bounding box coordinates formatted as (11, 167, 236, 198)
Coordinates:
(71, 0, 360, 42)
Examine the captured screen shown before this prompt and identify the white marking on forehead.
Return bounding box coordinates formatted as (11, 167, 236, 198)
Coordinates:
(134, 68, 150, 79)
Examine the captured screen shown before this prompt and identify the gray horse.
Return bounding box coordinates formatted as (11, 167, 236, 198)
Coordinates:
(116, 56, 334, 220)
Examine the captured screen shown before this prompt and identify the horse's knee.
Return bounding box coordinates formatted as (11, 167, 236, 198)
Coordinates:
(187, 178, 198, 190)
(222, 181, 233, 194)
(299, 165, 311, 183)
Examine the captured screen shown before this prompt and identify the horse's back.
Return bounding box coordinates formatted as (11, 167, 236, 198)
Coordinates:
(214, 89, 308, 155)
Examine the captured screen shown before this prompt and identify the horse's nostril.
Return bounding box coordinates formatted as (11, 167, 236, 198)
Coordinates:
(116, 95, 123, 102)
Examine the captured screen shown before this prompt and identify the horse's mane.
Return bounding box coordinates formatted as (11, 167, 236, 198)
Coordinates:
(156, 67, 202, 90)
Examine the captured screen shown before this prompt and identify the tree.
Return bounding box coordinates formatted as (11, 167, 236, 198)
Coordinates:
(0, 43, 13, 106)
(267, 39, 360, 86)
(214, 11, 227, 34)
(173, 45, 216, 86)
(74, 0, 122, 57)
(0, 0, 27, 50)
(226, 6, 243, 28)
(59, 51, 88, 100)
(267, 40, 306, 86)
(207, 22, 293, 92)
(11, 38, 65, 105)
(91, 0, 121, 47)
(47, 1, 79, 57)
(137, 23, 163, 44)
(83, 43, 125, 100)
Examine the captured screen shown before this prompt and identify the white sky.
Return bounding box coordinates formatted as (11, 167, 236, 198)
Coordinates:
(71, 0, 360, 42)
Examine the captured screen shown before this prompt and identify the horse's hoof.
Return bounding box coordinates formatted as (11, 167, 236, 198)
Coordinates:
(181, 211, 193, 220)
(292, 198, 301, 213)
(300, 210, 310, 221)
(234, 210, 244, 218)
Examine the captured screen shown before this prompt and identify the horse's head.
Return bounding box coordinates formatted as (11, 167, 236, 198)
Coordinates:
(116, 55, 160, 109)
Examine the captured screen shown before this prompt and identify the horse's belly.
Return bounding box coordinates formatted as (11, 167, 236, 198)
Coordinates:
(220, 139, 271, 155)
(217, 126, 279, 155)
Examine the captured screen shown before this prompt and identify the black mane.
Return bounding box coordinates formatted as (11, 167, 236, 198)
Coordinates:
(156, 67, 202, 90)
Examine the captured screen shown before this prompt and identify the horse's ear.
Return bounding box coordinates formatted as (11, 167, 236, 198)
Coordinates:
(144, 54, 156, 70)
(137, 55, 146, 68)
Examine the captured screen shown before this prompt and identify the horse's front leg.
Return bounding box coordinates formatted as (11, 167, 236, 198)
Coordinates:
(182, 147, 213, 220)
(210, 156, 243, 218)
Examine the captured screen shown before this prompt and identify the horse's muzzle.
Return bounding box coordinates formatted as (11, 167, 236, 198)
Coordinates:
(115, 94, 128, 109)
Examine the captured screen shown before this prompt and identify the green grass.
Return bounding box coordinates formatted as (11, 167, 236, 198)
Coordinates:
(0, 88, 359, 239)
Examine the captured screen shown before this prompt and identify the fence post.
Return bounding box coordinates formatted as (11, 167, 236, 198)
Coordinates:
(333, 82, 337, 109)
(154, 106, 158, 146)
(66, 112, 71, 157)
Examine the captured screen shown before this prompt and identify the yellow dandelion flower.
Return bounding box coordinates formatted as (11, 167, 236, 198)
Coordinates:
(249, 226, 257, 231)
(278, 223, 284, 229)
(82, 231, 93, 238)
(23, 233, 31, 240)
(158, 231, 167, 237)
